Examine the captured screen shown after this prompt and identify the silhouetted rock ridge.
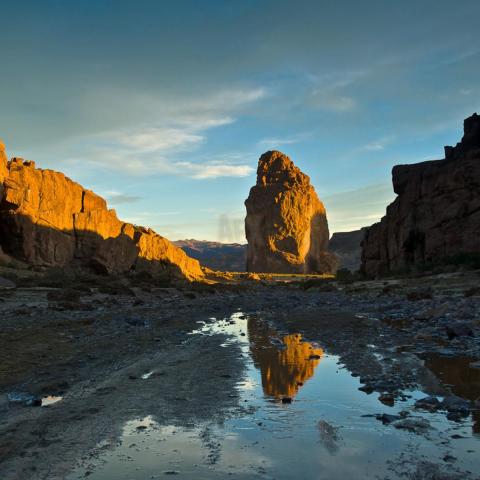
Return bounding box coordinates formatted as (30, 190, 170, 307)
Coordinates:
(361, 113, 480, 277)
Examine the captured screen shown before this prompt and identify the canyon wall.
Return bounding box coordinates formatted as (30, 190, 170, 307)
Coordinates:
(361, 113, 480, 277)
(0, 141, 203, 281)
(329, 229, 365, 272)
(245, 150, 332, 273)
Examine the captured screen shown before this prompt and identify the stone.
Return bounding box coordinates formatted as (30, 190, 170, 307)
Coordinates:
(245, 151, 332, 273)
(441, 395, 471, 413)
(0, 141, 203, 281)
(361, 114, 480, 277)
(392, 417, 430, 433)
(445, 323, 474, 340)
(0, 276, 16, 289)
(415, 396, 441, 411)
(375, 413, 402, 424)
(378, 392, 395, 406)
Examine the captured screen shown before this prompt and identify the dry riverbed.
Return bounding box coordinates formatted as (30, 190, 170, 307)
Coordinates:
(0, 269, 479, 479)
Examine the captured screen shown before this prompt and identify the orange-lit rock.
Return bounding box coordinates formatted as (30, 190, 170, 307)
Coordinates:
(0, 143, 203, 281)
(0, 139, 8, 185)
(248, 318, 323, 398)
(361, 113, 480, 277)
(245, 151, 333, 273)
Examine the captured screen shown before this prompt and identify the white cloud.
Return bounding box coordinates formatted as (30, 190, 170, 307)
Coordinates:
(121, 129, 204, 152)
(174, 161, 254, 179)
(66, 86, 266, 178)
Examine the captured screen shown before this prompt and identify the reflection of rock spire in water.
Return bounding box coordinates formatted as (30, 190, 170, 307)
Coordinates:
(248, 317, 323, 398)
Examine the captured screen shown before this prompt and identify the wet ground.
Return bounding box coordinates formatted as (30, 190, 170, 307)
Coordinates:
(1, 270, 480, 479)
(66, 312, 480, 480)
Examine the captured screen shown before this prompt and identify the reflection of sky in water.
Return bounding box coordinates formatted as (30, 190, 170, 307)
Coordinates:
(68, 312, 480, 480)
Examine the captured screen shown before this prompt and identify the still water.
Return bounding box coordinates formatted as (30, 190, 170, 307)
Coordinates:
(69, 312, 480, 479)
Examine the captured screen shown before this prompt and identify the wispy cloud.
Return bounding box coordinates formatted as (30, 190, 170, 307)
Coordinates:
(175, 161, 253, 179)
(309, 91, 357, 112)
(65, 87, 266, 178)
(323, 183, 395, 233)
(104, 191, 142, 205)
(361, 135, 396, 152)
(257, 131, 312, 148)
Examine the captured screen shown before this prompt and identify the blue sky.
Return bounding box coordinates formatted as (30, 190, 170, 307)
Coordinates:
(1, 0, 479, 241)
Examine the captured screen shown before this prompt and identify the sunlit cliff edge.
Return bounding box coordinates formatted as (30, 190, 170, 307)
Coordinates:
(0, 140, 203, 282)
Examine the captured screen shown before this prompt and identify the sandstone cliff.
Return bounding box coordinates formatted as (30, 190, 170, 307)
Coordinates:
(0, 141, 203, 281)
(361, 113, 480, 277)
(245, 150, 331, 273)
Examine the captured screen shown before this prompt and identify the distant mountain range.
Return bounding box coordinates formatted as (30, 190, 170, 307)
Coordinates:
(175, 232, 365, 273)
(173, 240, 247, 272)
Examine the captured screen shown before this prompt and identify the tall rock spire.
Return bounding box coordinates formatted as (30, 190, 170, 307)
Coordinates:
(245, 150, 333, 273)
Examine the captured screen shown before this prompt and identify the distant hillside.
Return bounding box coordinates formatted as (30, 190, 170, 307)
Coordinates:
(174, 240, 247, 272)
(329, 229, 366, 272)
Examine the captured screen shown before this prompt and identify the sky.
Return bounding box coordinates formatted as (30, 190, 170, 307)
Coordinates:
(0, 0, 479, 242)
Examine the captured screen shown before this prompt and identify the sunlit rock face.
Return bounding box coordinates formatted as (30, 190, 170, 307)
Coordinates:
(248, 317, 323, 399)
(362, 113, 480, 277)
(0, 143, 203, 281)
(245, 151, 332, 273)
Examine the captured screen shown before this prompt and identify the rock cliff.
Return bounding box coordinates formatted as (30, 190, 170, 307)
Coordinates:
(245, 150, 331, 273)
(329, 229, 365, 272)
(0, 141, 203, 281)
(361, 113, 480, 277)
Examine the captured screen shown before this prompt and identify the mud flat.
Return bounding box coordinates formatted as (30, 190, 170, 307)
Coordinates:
(0, 269, 479, 479)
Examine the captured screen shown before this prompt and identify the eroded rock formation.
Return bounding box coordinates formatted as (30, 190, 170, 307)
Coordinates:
(245, 150, 331, 273)
(361, 113, 480, 277)
(0, 141, 203, 281)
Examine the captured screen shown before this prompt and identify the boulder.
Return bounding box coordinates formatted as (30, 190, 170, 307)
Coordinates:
(0, 143, 203, 281)
(361, 113, 480, 277)
(245, 150, 331, 273)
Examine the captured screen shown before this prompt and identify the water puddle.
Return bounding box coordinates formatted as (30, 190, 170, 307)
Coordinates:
(421, 353, 480, 434)
(68, 312, 480, 479)
(41, 395, 63, 406)
(7, 392, 63, 407)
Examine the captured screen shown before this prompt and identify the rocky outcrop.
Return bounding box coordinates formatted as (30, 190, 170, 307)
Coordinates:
(0, 142, 203, 281)
(329, 229, 365, 272)
(245, 150, 332, 273)
(361, 113, 480, 277)
(174, 240, 247, 272)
